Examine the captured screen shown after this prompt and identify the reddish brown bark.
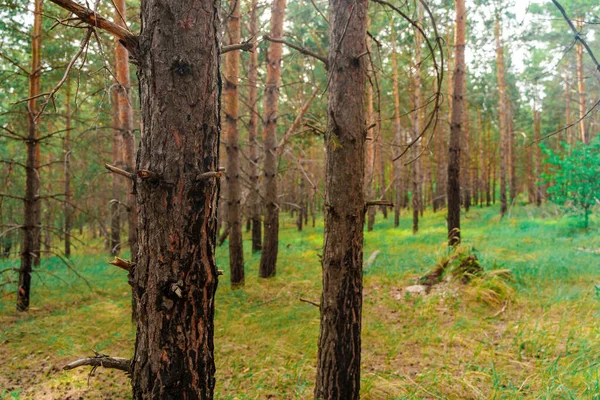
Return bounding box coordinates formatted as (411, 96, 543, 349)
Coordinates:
(259, 0, 286, 278)
(114, 0, 138, 258)
(248, 0, 261, 253)
(224, 0, 244, 286)
(495, 16, 508, 217)
(366, 83, 376, 231)
(391, 25, 403, 227)
(315, 0, 368, 397)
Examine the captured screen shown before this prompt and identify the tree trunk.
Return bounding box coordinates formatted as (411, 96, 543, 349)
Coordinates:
(114, 0, 138, 258)
(248, 0, 262, 253)
(110, 86, 122, 256)
(391, 25, 402, 228)
(315, 1, 367, 398)
(576, 18, 588, 144)
(17, 0, 43, 311)
(447, 0, 465, 246)
(259, 0, 286, 278)
(495, 15, 508, 217)
(366, 83, 376, 232)
(533, 107, 542, 206)
(224, 0, 244, 287)
(64, 79, 72, 257)
(130, 0, 221, 396)
(411, 3, 423, 234)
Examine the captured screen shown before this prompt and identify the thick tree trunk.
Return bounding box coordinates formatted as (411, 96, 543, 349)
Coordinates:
(447, 0, 465, 246)
(495, 16, 508, 217)
(259, 0, 286, 278)
(114, 0, 138, 258)
(315, 1, 367, 398)
(17, 0, 43, 311)
(130, 0, 221, 397)
(64, 79, 72, 257)
(248, 0, 262, 253)
(224, 0, 244, 287)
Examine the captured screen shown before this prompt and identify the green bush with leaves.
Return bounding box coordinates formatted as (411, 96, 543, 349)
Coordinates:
(543, 137, 600, 228)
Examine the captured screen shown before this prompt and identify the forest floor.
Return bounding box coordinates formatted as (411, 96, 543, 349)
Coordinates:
(2, 204, 600, 399)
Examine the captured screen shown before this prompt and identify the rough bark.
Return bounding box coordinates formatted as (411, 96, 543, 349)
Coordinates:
(447, 0, 465, 246)
(247, 0, 262, 253)
(130, 0, 221, 397)
(314, 0, 367, 398)
(224, 0, 244, 287)
(259, 0, 286, 278)
(495, 16, 508, 217)
(17, 0, 43, 311)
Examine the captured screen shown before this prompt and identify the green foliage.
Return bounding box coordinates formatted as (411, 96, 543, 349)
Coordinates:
(543, 138, 600, 228)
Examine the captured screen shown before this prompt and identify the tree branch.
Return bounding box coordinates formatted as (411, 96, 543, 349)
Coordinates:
(105, 163, 134, 180)
(222, 39, 255, 54)
(47, 0, 139, 57)
(63, 353, 130, 372)
(263, 36, 329, 68)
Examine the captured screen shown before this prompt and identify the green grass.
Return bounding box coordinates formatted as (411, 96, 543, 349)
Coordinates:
(2, 204, 600, 399)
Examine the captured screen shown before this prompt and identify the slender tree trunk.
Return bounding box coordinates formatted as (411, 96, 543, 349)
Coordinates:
(110, 86, 122, 256)
(224, 0, 244, 287)
(462, 82, 470, 213)
(495, 16, 508, 217)
(508, 110, 516, 203)
(376, 120, 387, 218)
(114, 0, 138, 259)
(447, 0, 465, 246)
(411, 3, 423, 234)
(259, 0, 286, 278)
(315, 1, 367, 397)
(533, 107, 542, 206)
(64, 79, 72, 257)
(576, 19, 588, 144)
(248, 0, 261, 253)
(366, 84, 376, 231)
(130, 0, 221, 396)
(297, 175, 304, 231)
(17, 0, 43, 311)
(391, 26, 402, 227)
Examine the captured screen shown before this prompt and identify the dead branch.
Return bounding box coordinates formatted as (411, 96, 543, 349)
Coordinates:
(366, 200, 394, 208)
(105, 163, 134, 180)
(299, 297, 321, 309)
(47, 0, 138, 56)
(63, 352, 130, 372)
(263, 35, 329, 68)
(222, 39, 255, 54)
(109, 257, 134, 272)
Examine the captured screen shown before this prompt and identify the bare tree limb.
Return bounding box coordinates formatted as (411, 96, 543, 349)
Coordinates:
(105, 163, 133, 180)
(63, 353, 130, 372)
(222, 39, 255, 54)
(264, 35, 329, 68)
(46, 0, 139, 57)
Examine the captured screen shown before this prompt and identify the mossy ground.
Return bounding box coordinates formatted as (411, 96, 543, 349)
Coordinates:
(2, 204, 600, 399)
